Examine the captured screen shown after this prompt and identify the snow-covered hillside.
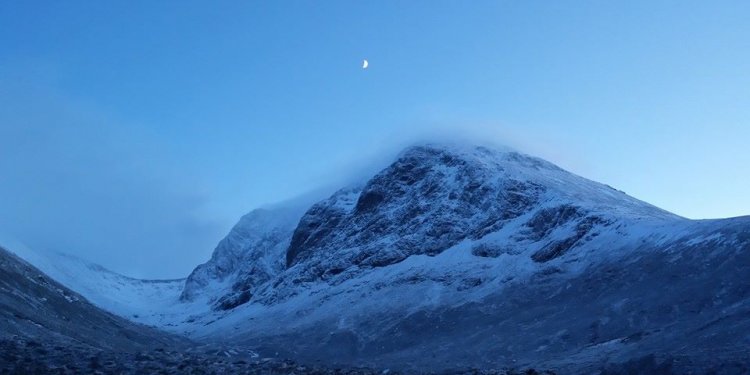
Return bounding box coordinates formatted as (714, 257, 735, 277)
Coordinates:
(0, 235, 189, 327)
(0, 244, 188, 352)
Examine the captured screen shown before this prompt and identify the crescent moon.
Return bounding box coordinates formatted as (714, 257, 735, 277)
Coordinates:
(362, 59, 369, 69)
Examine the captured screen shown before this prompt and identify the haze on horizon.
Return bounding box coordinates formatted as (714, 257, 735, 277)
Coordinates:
(1, 1, 749, 278)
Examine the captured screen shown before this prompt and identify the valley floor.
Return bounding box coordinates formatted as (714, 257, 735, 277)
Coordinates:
(0, 337, 563, 375)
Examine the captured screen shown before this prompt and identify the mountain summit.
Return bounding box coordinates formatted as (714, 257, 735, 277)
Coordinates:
(286, 144, 674, 269)
(182, 144, 681, 310)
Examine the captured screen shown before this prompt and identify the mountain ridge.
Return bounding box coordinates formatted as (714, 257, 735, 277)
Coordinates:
(191, 143, 684, 312)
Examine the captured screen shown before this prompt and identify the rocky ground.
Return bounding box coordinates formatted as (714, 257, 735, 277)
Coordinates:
(0, 338, 561, 375)
(4, 337, 750, 375)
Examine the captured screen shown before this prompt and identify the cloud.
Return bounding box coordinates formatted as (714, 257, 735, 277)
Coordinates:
(307, 119, 591, 196)
(0, 66, 223, 279)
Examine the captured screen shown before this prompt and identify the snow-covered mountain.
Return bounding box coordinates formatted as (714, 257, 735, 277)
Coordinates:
(171, 144, 749, 373)
(6, 143, 749, 373)
(181, 144, 683, 313)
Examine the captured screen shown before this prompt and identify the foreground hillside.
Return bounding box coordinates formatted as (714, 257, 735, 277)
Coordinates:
(0, 246, 185, 351)
(0, 245, 418, 374)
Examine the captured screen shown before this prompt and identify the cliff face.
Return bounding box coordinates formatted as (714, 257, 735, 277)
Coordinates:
(180, 203, 309, 309)
(285, 146, 549, 270)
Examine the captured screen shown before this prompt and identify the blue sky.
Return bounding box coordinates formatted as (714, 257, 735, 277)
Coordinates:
(1, 1, 749, 278)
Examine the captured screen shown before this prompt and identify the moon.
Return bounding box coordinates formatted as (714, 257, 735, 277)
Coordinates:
(362, 59, 369, 69)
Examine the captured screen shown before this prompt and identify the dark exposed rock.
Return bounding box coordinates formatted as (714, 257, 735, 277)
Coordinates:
(471, 243, 518, 258)
(215, 289, 252, 311)
(524, 205, 583, 241)
(531, 216, 611, 262)
(355, 191, 385, 213)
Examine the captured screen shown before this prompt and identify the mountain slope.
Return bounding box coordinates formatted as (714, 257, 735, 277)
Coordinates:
(0, 245, 185, 351)
(0, 237, 188, 328)
(0, 245, 399, 374)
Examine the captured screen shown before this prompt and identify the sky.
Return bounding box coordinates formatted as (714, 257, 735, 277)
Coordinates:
(1, 1, 749, 278)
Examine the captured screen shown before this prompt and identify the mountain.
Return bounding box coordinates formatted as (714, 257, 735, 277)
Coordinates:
(171, 144, 749, 373)
(6, 143, 748, 374)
